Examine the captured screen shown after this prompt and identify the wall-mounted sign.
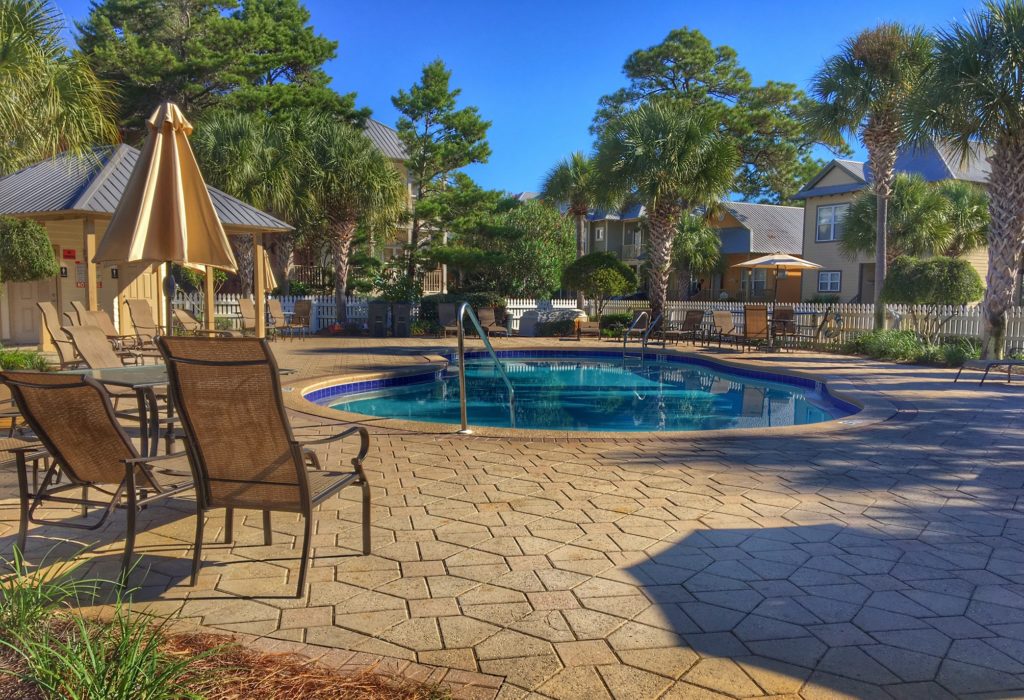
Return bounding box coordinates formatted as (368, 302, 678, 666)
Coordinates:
(62, 249, 77, 260)
(110, 268, 119, 279)
(59, 266, 68, 278)
(75, 261, 86, 288)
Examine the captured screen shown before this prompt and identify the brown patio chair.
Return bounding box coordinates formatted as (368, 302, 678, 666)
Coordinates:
(37, 302, 80, 370)
(237, 298, 257, 336)
(65, 324, 145, 369)
(625, 309, 651, 341)
(158, 336, 372, 597)
(124, 298, 162, 348)
(771, 306, 797, 350)
(577, 318, 601, 341)
(288, 299, 312, 340)
(70, 300, 89, 325)
(172, 308, 237, 337)
(708, 310, 741, 349)
(742, 306, 770, 351)
(663, 309, 706, 345)
(438, 303, 459, 338)
(81, 307, 140, 349)
(267, 299, 290, 340)
(0, 371, 193, 578)
(476, 307, 509, 337)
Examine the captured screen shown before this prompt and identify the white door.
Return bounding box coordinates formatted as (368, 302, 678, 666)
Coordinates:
(9, 277, 58, 345)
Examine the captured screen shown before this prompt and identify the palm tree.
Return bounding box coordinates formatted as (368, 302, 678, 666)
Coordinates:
(935, 180, 989, 258)
(596, 103, 737, 320)
(304, 118, 406, 324)
(841, 173, 951, 261)
(673, 213, 722, 298)
(540, 152, 602, 309)
(0, 0, 117, 174)
(191, 111, 308, 294)
(804, 23, 933, 328)
(912, 0, 1024, 358)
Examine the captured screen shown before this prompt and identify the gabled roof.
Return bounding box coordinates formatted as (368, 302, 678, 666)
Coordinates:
(363, 118, 408, 161)
(895, 139, 991, 183)
(0, 145, 291, 232)
(792, 159, 871, 200)
(589, 203, 645, 221)
(717, 201, 803, 255)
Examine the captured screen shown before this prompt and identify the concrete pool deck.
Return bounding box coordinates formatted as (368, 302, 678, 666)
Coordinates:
(3, 336, 1024, 699)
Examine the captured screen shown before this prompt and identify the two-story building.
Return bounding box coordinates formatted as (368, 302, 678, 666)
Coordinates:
(794, 139, 992, 302)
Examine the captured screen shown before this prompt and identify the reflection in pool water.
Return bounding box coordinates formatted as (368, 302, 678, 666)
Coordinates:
(322, 357, 854, 432)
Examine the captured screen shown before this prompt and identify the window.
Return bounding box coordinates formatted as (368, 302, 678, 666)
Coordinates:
(816, 204, 849, 242)
(595, 226, 605, 242)
(818, 271, 841, 293)
(751, 269, 767, 294)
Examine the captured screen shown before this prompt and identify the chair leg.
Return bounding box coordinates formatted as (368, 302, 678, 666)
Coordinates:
(262, 510, 272, 545)
(224, 507, 234, 543)
(295, 514, 312, 598)
(120, 475, 137, 585)
(361, 480, 372, 555)
(15, 452, 29, 553)
(190, 509, 204, 587)
(81, 485, 88, 517)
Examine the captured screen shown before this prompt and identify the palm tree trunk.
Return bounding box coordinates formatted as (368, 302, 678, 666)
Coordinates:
(646, 201, 680, 321)
(980, 139, 1024, 359)
(233, 234, 254, 295)
(864, 119, 900, 329)
(332, 220, 358, 325)
(575, 213, 586, 310)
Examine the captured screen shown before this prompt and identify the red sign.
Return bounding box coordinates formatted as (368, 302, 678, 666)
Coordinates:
(62, 249, 76, 260)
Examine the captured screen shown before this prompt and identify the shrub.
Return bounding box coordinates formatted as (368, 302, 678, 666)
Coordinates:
(841, 329, 980, 367)
(535, 319, 577, 337)
(599, 312, 633, 330)
(881, 256, 984, 305)
(805, 293, 840, 304)
(0, 218, 59, 282)
(562, 253, 636, 317)
(411, 319, 440, 336)
(0, 347, 49, 371)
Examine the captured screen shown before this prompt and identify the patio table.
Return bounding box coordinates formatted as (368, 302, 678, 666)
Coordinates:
(63, 364, 297, 457)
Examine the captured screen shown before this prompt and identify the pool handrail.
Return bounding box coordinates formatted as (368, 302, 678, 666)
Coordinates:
(622, 311, 650, 357)
(456, 302, 516, 433)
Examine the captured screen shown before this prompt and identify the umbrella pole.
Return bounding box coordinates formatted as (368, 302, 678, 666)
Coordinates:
(166, 261, 175, 337)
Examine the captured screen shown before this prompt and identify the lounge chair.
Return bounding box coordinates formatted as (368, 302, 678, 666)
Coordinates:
(237, 298, 257, 336)
(172, 308, 237, 337)
(289, 300, 312, 340)
(158, 336, 371, 597)
(65, 325, 143, 368)
(955, 358, 1024, 385)
(81, 307, 139, 349)
(0, 371, 193, 577)
(70, 300, 89, 325)
(438, 303, 459, 338)
(124, 298, 162, 348)
(742, 306, 770, 351)
(476, 307, 509, 337)
(266, 299, 310, 340)
(663, 309, 706, 345)
(707, 310, 742, 349)
(37, 302, 80, 370)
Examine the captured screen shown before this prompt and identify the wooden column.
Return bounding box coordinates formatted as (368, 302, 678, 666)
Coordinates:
(253, 233, 266, 339)
(83, 218, 98, 310)
(204, 266, 216, 331)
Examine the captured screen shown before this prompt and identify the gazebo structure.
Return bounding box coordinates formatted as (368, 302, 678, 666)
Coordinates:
(0, 145, 291, 345)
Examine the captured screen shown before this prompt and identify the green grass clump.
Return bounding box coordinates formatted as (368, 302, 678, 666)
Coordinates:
(841, 330, 980, 367)
(0, 347, 49, 371)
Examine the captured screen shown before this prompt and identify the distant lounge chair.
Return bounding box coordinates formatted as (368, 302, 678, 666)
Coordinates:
(438, 303, 459, 338)
(65, 325, 143, 368)
(707, 310, 741, 349)
(159, 336, 371, 597)
(124, 299, 162, 347)
(172, 308, 237, 337)
(742, 306, 770, 351)
(476, 307, 509, 337)
(0, 371, 193, 578)
(955, 358, 1024, 385)
(663, 309, 706, 345)
(37, 301, 80, 370)
(281, 299, 311, 340)
(237, 298, 257, 336)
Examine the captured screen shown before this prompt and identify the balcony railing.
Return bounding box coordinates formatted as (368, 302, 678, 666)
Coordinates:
(423, 268, 443, 295)
(622, 244, 641, 260)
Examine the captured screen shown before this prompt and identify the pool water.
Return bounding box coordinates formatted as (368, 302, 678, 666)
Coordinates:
(322, 356, 854, 432)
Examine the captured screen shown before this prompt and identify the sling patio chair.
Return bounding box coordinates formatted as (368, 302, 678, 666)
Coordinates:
(266, 299, 311, 340)
(438, 303, 460, 338)
(158, 336, 372, 597)
(624, 309, 651, 342)
(237, 298, 257, 336)
(65, 324, 146, 368)
(124, 299, 162, 350)
(770, 306, 799, 350)
(662, 309, 707, 346)
(955, 358, 1024, 385)
(707, 310, 742, 349)
(476, 307, 509, 338)
(576, 318, 601, 341)
(78, 305, 139, 350)
(37, 302, 81, 370)
(287, 300, 312, 340)
(172, 308, 237, 337)
(742, 306, 770, 351)
(0, 371, 193, 578)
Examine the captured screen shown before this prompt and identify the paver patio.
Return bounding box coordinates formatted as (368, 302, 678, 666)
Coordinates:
(2, 337, 1023, 699)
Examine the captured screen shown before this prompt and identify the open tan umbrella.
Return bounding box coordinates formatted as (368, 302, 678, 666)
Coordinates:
(94, 102, 237, 333)
(732, 253, 820, 301)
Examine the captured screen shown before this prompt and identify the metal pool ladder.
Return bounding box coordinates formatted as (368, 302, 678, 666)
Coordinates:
(622, 310, 650, 363)
(456, 302, 516, 434)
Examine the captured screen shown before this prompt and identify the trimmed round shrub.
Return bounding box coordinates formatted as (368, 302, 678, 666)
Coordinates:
(0, 217, 58, 282)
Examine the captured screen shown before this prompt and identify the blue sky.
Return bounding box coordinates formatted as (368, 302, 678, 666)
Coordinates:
(57, 0, 974, 193)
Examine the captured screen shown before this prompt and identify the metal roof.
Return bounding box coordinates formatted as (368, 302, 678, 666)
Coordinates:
(896, 139, 991, 184)
(589, 202, 645, 221)
(0, 145, 292, 232)
(363, 118, 408, 161)
(719, 201, 803, 254)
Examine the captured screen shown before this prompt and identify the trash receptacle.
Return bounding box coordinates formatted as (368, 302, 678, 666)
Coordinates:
(368, 301, 389, 337)
(392, 303, 411, 337)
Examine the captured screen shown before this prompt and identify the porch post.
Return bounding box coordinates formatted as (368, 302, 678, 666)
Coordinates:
(254, 233, 266, 339)
(83, 218, 98, 310)
(204, 266, 216, 331)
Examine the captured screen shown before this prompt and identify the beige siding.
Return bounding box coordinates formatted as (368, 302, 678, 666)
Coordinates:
(800, 193, 871, 301)
(963, 246, 989, 283)
(816, 167, 863, 188)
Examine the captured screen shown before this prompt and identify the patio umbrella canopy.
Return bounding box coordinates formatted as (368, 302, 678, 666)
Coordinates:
(93, 102, 237, 333)
(732, 253, 821, 301)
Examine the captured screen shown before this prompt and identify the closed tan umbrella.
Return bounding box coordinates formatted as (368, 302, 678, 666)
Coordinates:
(94, 102, 237, 333)
(261, 248, 278, 292)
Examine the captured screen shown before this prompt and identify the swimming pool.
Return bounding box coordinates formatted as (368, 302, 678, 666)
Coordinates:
(307, 351, 858, 433)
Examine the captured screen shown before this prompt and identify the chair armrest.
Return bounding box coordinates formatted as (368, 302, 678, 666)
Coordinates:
(296, 426, 370, 462)
(124, 452, 193, 478)
(5, 441, 44, 455)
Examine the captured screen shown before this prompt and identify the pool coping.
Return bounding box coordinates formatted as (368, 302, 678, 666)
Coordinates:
(282, 347, 899, 442)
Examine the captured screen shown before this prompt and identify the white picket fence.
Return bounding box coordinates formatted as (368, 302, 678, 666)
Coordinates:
(173, 291, 1024, 349)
